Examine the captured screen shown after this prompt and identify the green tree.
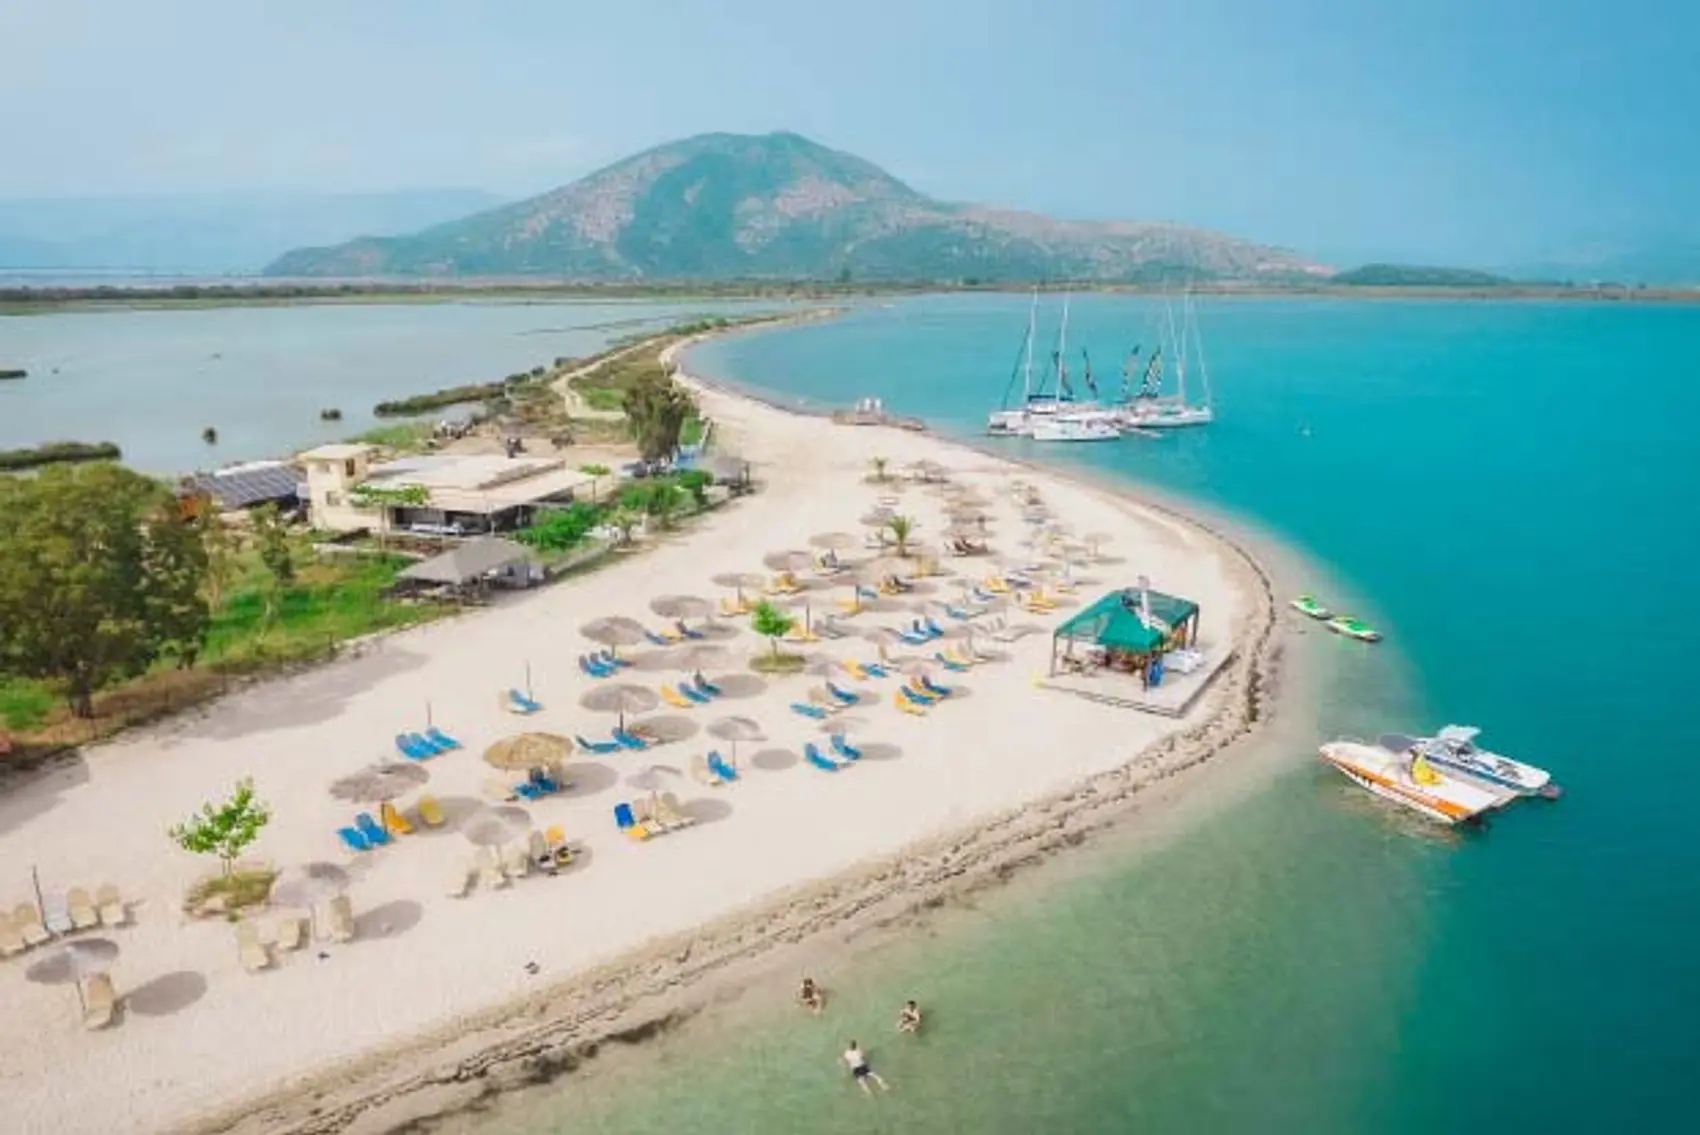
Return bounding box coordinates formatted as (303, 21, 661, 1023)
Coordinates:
(169, 777, 271, 877)
(621, 371, 695, 464)
(0, 463, 211, 716)
(885, 513, 915, 557)
(750, 600, 795, 658)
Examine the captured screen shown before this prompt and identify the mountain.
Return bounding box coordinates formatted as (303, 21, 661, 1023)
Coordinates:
(266, 132, 1325, 282)
(0, 190, 506, 274)
(1331, 263, 1513, 287)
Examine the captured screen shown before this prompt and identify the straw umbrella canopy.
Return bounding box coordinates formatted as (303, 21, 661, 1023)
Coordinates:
(580, 616, 648, 654)
(460, 805, 531, 849)
(269, 862, 351, 911)
(579, 684, 659, 729)
(483, 732, 573, 773)
(809, 531, 858, 552)
(650, 594, 715, 621)
(27, 937, 120, 1011)
(762, 549, 814, 574)
(711, 571, 767, 602)
(706, 715, 764, 760)
(329, 762, 428, 809)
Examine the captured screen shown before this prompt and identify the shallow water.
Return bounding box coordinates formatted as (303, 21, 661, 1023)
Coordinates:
(466, 294, 1700, 1133)
(0, 299, 782, 472)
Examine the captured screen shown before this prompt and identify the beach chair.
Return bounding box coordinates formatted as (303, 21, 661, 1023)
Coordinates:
(825, 680, 860, 706)
(355, 812, 392, 846)
(235, 921, 272, 973)
(506, 688, 543, 714)
(328, 895, 356, 943)
(447, 864, 475, 898)
(0, 912, 25, 958)
(380, 802, 414, 835)
(804, 744, 841, 772)
(657, 792, 696, 829)
(612, 728, 650, 750)
(691, 753, 724, 787)
(614, 802, 652, 840)
(12, 903, 50, 947)
(830, 733, 863, 761)
(65, 887, 100, 931)
(417, 794, 447, 828)
(575, 733, 622, 755)
(426, 726, 462, 750)
(82, 972, 117, 1031)
(659, 684, 698, 710)
(790, 701, 829, 720)
(275, 915, 305, 952)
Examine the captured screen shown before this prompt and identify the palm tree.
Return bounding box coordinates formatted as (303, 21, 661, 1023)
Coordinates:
(886, 514, 914, 557)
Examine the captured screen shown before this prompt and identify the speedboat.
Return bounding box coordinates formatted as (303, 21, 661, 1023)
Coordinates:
(1383, 726, 1558, 798)
(1290, 595, 1332, 620)
(1319, 738, 1503, 825)
(1328, 614, 1381, 641)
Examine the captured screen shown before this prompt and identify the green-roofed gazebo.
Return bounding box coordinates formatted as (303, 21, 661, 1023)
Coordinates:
(1050, 586, 1201, 681)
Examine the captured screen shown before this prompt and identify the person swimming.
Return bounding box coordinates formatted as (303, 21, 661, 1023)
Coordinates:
(798, 977, 825, 1013)
(843, 1040, 889, 1094)
(897, 999, 922, 1034)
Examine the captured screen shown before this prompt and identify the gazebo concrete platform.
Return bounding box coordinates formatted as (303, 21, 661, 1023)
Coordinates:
(1038, 647, 1236, 718)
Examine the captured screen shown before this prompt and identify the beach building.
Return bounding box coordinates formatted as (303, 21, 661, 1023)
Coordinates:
(300, 443, 596, 535)
(1050, 586, 1202, 685)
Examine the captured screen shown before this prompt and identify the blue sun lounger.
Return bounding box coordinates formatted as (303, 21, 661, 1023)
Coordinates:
(338, 826, 370, 852)
(355, 812, 392, 846)
(790, 702, 830, 720)
(830, 733, 862, 760)
(426, 726, 462, 750)
(707, 751, 738, 781)
(576, 733, 622, 755)
(804, 743, 841, 772)
(613, 728, 650, 750)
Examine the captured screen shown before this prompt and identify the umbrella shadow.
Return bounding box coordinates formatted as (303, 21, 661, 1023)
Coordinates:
(710, 673, 767, 699)
(856, 742, 903, 762)
(633, 714, 698, 744)
(680, 797, 734, 826)
(125, 970, 208, 1017)
(750, 747, 797, 772)
(559, 761, 619, 798)
(354, 899, 424, 941)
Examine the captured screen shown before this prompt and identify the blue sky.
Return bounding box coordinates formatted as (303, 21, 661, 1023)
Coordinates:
(4, 0, 1695, 265)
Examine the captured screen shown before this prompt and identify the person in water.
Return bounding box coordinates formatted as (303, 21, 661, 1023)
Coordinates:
(843, 1040, 889, 1094)
(897, 1000, 923, 1034)
(798, 977, 825, 1013)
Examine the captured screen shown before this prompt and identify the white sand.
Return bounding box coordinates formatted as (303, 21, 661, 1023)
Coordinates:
(0, 356, 1269, 1135)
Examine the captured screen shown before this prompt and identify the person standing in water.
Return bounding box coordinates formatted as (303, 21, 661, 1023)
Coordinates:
(897, 1000, 922, 1034)
(842, 1040, 889, 1094)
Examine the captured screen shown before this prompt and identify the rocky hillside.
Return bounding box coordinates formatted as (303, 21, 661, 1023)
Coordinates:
(267, 132, 1326, 282)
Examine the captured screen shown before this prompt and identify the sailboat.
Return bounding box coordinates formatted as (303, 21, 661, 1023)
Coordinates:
(987, 293, 1121, 442)
(1116, 291, 1215, 430)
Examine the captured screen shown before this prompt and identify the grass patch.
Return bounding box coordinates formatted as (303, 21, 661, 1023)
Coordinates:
(184, 867, 278, 918)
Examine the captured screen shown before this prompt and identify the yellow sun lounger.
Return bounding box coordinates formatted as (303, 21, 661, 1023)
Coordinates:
(660, 684, 698, 710)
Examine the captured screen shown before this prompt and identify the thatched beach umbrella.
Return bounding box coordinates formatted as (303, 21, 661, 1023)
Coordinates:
(329, 762, 428, 809)
(711, 571, 767, 602)
(483, 732, 573, 773)
(580, 616, 647, 655)
(706, 715, 764, 761)
(580, 684, 659, 729)
(650, 594, 715, 621)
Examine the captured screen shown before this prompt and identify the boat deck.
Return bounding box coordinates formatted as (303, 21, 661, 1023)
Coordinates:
(1038, 649, 1235, 718)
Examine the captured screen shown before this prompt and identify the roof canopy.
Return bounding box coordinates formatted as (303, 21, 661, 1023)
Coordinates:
(397, 536, 537, 585)
(1053, 588, 1199, 654)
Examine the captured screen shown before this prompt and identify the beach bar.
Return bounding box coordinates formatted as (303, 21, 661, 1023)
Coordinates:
(1049, 586, 1201, 686)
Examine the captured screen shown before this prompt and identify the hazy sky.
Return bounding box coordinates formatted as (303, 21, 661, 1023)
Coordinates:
(5, 0, 1695, 264)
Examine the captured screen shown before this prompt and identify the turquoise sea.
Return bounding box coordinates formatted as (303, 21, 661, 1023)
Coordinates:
(471, 295, 1700, 1133)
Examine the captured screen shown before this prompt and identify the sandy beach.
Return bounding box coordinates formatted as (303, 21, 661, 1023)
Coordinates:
(0, 335, 1282, 1135)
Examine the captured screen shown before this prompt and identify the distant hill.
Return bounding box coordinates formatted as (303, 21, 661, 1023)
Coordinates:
(266, 132, 1327, 282)
(1331, 263, 1514, 287)
(0, 190, 506, 274)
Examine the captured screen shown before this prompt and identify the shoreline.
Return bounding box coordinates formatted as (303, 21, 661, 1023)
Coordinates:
(182, 331, 1293, 1135)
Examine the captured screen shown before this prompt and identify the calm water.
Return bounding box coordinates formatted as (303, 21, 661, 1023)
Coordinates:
(473, 295, 1700, 1133)
(0, 299, 783, 472)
